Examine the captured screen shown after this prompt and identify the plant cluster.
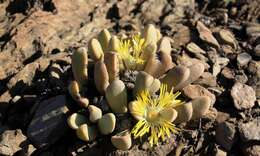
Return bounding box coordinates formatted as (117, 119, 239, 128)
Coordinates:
(67, 24, 211, 150)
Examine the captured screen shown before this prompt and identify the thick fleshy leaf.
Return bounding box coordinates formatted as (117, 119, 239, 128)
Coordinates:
(71, 47, 88, 86)
(111, 130, 132, 150)
(105, 80, 128, 113)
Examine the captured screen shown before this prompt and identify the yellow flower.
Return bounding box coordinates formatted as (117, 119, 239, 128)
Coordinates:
(116, 34, 146, 70)
(130, 84, 183, 146)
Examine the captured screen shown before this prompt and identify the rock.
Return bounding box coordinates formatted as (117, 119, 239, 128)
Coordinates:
(254, 44, 260, 57)
(231, 82, 256, 110)
(203, 107, 218, 123)
(243, 144, 260, 156)
(0, 91, 12, 120)
(186, 42, 206, 54)
(194, 72, 217, 87)
(218, 29, 237, 49)
(196, 21, 220, 49)
(248, 61, 260, 76)
(172, 25, 192, 48)
(235, 71, 248, 84)
(0, 0, 111, 81)
(183, 85, 216, 106)
(109, 134, 177, 156)
(213, 57, 229, 77)
(246, 24, 260, 38)
(216, 112, 230, 123)
(164, 0, 195, 23)
(140, 0, 167, 23)
(27, 95, 69, 148)
(221, 67, 235, 80)
(237, 53, 252, 67)
(7, 62, 39, 90)
(116, 0, 138, 18)
(216, 122, 237, 151)
(0, 129, 27, 156)
(239, 119, 260, 142)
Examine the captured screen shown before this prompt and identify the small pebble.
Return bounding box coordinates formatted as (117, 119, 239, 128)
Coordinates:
(237, 52, 252, 67)
(231, 82, 256, 110)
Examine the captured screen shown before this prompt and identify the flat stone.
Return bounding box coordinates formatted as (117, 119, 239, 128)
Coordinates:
(231, 82, 256, 110)
(186, 42, 206, 54)
(248, 61, 260, 75)
(216, 122, 237, 151)
(0, 129, 27, 156)
(237, 52, 252, 67)
(221, 67, 235, 80)
(172, 25, 192, 48)
(183, 84, 216, 106)
(194, 72, 217, 87)
(213, 57, 229, 77)
(219, 29, 237, 49)
(27, 95, 69, 148)
(239, 119, 260, 142)
(196, 21, 220, 49)
(140, 0, 167, 23)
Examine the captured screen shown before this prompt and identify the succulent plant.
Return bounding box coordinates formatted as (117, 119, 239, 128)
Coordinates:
(190, 96, 211, 120)
(89, 38, 104, 61)
(98, 113, 116, 135)
(104, 52, 120, 82)
(129, 84, 182, 146)
(94, 60, 109, 94)
(68, 81, 89, 108)
(105, 80, 128, 113)
(67, 113, 88, 130)
(161, 61, 204, 92)
(98, 29, 111, 52)
(133, 71, 160, 96)
(66, 24, 213, 149)
(88, 24, 172, 78)
(76, 124, 97, 142)
(173, 96, 211, 124)
(88, 105, 102, 123)
(111, 130, 132, 150)
(71, 47, 88, 87)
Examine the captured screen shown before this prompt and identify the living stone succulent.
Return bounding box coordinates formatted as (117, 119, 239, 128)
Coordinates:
(71, 47, 88, 87)
(105, 80, 128, 113)
(67, 113, 88, 130)
(111, 130, 132, 150)
(98, 113, 116, 135)
(88, 105, 102, 123)
(67, 24, 212, 149)
(76, 124, 97, 142)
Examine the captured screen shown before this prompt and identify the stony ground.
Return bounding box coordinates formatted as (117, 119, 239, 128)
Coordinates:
(0, 0, 259, 156)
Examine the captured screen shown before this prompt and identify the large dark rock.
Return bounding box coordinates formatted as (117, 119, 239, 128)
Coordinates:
(27, 95, 69, 148)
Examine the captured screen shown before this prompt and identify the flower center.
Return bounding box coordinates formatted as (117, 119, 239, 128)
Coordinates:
(146, 109, 159, 122)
